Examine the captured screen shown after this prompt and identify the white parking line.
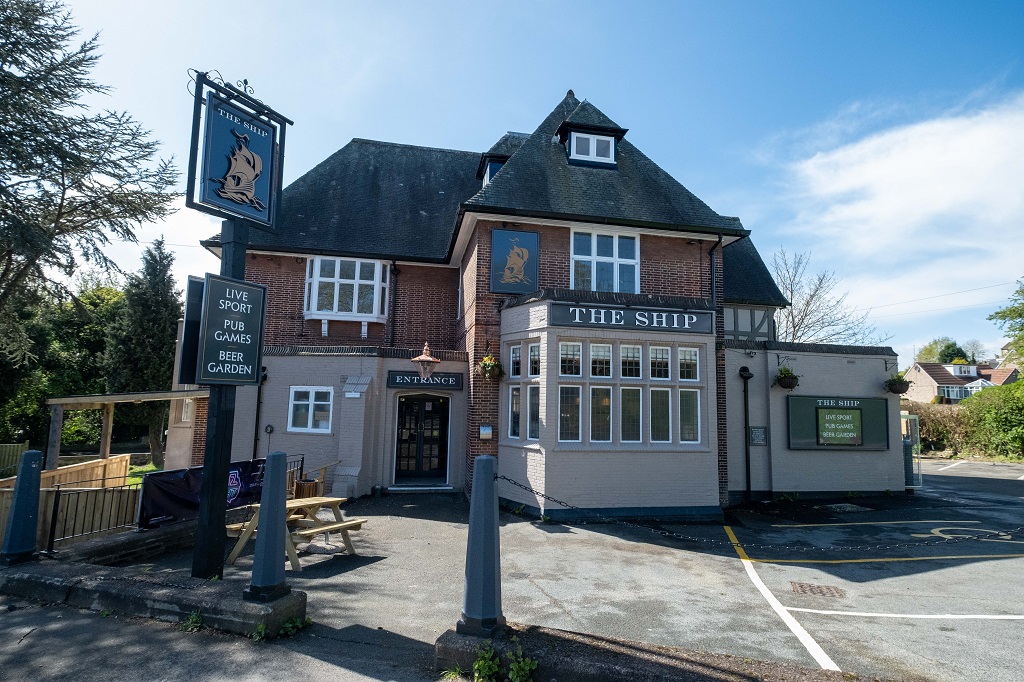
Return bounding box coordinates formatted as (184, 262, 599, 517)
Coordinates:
(724, 526, 840, 671)
(1017, 474, 1024, 481)
(937, 461, 967, 471)
(786, 607, 1024, 620)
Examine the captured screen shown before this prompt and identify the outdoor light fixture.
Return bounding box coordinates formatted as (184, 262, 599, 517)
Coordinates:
(412, 341, 440, 379)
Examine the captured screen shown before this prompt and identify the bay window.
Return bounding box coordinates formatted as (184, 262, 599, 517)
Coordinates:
(304, 256, 389, 321)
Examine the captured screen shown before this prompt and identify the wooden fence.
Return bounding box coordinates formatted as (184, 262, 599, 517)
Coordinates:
(0, 487, 140, 550)
(0, 454, 131, 489)
(0, 454, 137, 550)
(0, 441, 29, 476)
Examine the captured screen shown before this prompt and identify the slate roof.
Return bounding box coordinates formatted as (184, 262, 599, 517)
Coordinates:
(727, 340, 897, 357)
(206, 139, 482, 262)
(204, 91, 748, 262)
(462, 92, 748, 236)
(722, 238, 789, 307)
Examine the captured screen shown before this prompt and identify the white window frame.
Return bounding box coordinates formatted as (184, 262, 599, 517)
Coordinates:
(679, 388, 701, 443)
(590, 343, 612, 378)
(558, 385, 582, 443)
(650, 346, 671, 381)
(650, 388, 672, 443)
(570, 229, 640, 294)
(590, 386, 613, 443)
(509, 345, 522, 378)
(181, 397, 194, 423)
(303, 256, 389, 322)
(508, 386, 521, 439)
(569, 132, 615, 164)
(527, 385, 541, 440)
(678, 347, 700, 382)
(528, 343, 541, 377)
(559, 342, 582, 377)
(620, 387, 642, 444)
(621, 344, 642, 379)
(288, 386, 334, 434)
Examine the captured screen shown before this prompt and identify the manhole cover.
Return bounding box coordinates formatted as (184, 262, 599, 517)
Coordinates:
(820, 503, 871, 513)
(791, 581, 846, 598)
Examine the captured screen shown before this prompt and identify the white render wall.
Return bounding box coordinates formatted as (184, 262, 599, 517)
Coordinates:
(725, 346, 905, 496)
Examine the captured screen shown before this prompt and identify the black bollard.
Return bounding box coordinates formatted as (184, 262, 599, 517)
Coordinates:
(1, 450, 43, 566)
(243, 451, 290, 602)
(457, 455, 505, 636)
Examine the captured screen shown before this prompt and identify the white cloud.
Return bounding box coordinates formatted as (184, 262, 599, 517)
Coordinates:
(757, 93, 1024, 364)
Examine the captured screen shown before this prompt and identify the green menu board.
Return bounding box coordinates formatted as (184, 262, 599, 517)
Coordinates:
(788, 396, 889, 450)
(816, 407, 863, 446)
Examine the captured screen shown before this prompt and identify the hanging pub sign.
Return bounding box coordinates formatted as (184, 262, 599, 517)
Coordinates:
(185, 71, 292, 229)
(195, 274, 267, 385)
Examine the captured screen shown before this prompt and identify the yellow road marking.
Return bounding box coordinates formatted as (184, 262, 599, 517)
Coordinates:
(771, 520, 981, 528)
(724, 525, 750, 560)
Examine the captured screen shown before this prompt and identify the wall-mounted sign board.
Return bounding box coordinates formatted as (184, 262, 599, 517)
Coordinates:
(387, 371, 464, 390)
(549, 302, 713, 334)
(788, 396, 889, 450)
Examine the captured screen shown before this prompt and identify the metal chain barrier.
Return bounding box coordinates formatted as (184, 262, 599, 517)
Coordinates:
(495, 475, 1024, 554)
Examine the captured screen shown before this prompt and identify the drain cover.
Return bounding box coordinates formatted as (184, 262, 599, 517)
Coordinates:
(791, 581, 846, 598)
(821, 503, 871, 513)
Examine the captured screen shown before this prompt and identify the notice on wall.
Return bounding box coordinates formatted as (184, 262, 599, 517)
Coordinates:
(816, 407, 863, 446)
(788, 396, 889, 450)
(195, 273, 267, 385)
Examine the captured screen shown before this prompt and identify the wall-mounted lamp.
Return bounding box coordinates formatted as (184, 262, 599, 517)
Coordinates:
(412, 341, 440, 379)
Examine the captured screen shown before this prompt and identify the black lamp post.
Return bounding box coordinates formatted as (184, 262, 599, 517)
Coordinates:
(739, 366, 754, 502)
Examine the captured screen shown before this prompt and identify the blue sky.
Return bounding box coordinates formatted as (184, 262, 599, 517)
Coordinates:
(66, 0, 1024, 366)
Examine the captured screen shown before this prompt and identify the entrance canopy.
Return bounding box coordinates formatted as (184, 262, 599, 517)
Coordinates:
(45, 389, 209, 469)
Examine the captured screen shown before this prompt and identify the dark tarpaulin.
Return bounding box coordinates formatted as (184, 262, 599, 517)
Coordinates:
(138, 459, 265, 529)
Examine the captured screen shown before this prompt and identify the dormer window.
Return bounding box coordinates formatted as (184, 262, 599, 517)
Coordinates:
(482, 160, 504, 187)
(569, 132, 615, 164)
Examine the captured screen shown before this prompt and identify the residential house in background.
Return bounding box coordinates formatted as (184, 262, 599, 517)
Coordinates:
(904, 362, 1019, 404)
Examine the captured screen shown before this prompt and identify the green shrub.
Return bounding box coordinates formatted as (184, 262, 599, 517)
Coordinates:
(473, 640, 501, 682)
(960, 382, 1024, 459)
(904, 401, 969, 453)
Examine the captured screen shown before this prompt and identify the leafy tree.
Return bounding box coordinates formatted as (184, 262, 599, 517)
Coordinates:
(771, 249, 889, 345)
(103, 240, 181, 467)
(0, 0, 177, 363)
(961, 339, 986, 363)
(989, 278, 1024, 363)
(916, 336, 956, 363)
(937, 341, 968, 364)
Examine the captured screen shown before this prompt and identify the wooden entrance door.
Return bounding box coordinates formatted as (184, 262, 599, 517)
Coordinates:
(395, 395, 448, 481)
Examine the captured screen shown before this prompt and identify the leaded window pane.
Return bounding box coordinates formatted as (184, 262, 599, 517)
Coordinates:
(336, 283, 354, 312)
(651, 390, 670, 442)
(591, 387, 611, 442)
(510, 346, 521, 377)
(621, 346, 641, 378)
(559, 386, 581, 441)
(651, 347, 670, 379)
(560, 343, 581, 376)
(529, 345, 541, 376)
(621, 388, 641, 442)
(679, 349, 699, 380)
(528, 386, 540, 439)
(591, 345, 611, 377)
(509, 387, 521, 438)
(680, 390, 699, 442)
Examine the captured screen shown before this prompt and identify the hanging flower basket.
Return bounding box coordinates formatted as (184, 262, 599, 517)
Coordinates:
(475, 354, 505, 381)
(774, 368, 799, 390)
(884, 374, 911, 395)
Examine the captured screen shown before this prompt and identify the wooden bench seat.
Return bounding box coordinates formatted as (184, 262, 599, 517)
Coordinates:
(290, 518, 366, 540)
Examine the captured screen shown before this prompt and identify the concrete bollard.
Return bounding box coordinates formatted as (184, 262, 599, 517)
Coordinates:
(243, 451, 290, 602)
(1, 450, 43, 566)
(457, 455, 506, 636)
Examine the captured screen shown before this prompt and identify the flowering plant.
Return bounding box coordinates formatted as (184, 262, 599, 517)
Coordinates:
(476, 353, 505, 380)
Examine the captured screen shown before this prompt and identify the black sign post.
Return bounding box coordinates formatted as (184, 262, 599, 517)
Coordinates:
(185, 71, 292, 580)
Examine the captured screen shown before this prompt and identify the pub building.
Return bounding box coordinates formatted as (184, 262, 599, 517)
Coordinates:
(167, 91, 906, 519)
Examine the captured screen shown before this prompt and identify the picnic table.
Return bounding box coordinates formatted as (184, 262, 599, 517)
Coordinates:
(225, 496, 367, 571)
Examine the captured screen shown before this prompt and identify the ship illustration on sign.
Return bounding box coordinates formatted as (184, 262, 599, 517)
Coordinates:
(501, 238, 532, 285)
(211, 129, 266, 211)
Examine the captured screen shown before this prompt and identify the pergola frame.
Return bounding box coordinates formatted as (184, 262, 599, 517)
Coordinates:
(44, 389, 210, 469)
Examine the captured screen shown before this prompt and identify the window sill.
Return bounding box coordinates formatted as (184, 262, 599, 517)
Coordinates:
(304, 312, 386, 324)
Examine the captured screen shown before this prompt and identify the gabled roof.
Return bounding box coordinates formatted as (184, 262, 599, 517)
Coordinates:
(980, 367, 1019, 385)
(208, 139, 482, 262)
(915, 363, 974, 386)
(462, 92, 747, 236)
(723, 238, 789, 307)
